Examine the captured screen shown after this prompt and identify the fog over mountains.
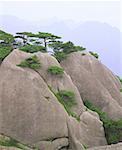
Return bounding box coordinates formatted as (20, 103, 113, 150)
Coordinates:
(0, 15, 122, 76)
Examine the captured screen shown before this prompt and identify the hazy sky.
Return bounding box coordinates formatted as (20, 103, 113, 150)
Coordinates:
(0, 0, 121, 30)
(0, 0, 122, 76)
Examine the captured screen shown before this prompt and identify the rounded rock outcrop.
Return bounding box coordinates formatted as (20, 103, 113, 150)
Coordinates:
(0, 49, 107, 149)
(61, 51, 122, 120)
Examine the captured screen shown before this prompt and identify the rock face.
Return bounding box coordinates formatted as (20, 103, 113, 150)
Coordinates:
(0, 50, 108, 149)
(67, 114, 106, 149)
(0, 50, 68, 148)
(61, 51, 122, 120)
(35, 52, 85, 116)
(88, 143, 122, 150)
(80, 110, 106, 147)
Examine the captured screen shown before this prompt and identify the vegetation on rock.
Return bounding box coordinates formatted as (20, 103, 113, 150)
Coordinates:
(35, 32, 61, 50)
(89, 51, 99, 59)
(0, 29, 87, 63)
(0, 30, 14, 61)
(48, 85, 80, 121)
(15, 32, 61, 51)
(56, 90, 80, 121)
(0, 30, 14, 45)
(84, 100, 122, 144)
(0, 46, 12, 61)
(50, 41, 86, 62)
(117, 76, 122, 85)
(56, 90, 76, 108)
(20, 45, 46, 53)
(53, 51, 67, 62)
(47, 66, 64, 75)
(17, 55, 41, 70)
(0, 134, 33, 150)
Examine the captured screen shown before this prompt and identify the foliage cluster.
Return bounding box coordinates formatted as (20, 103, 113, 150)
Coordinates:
(84, 100, 122, 144)
(47, 66, 64, 75)
(0, 30, 87, 62)
(0, 30, 14, 45)
(20, 45, 46, 53)
(17, 55, 41, 70)
(0, 30, 14, 61)
(0, 46, 12, 61)
(55, 90, 80, 121)
(49, 41, 86, 62)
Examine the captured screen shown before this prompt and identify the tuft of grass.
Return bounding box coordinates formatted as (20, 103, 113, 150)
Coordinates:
(120, 88, 122, 92)
(17, 55, 41, 70)
(84, 100, 122, 144)
(47, 66, 64, 76)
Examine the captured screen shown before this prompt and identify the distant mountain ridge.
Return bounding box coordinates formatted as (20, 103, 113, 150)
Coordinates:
(0, 15, 121, 76)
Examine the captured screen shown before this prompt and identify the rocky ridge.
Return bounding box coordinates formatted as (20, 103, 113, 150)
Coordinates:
(0, 49, 122, 150)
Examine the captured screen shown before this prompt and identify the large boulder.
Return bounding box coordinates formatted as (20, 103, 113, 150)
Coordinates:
(61, 51, 122, 120)
(67, 111, 107, 149)
(34, 52, 85, 116)
(80, 109, 107, 147)
(80, 52, 122, 106)
(0, 50, 107, 149)
(0, 50, 68, 148)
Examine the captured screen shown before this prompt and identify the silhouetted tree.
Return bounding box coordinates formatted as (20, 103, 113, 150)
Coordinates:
(36, 32, 61, 50)
(14, 32, 35, 46)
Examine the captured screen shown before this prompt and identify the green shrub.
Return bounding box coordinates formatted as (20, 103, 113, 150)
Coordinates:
(17, 55, 41, 70)
(53, 51, 67, 62)
(56, 90, 77, 114)
(57, 90, 76, 106)
(48, 86, 79, 121)
(89, 51, 99, 59)
(62, 41, 85, 54)
(0, 46, 12, 61)
(84, 100, 122, 144)
(47, 66, 64, 75)
(120, 88, 122, 92)
(20, 45, 46, 53)
(50, 41, 86, 62)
